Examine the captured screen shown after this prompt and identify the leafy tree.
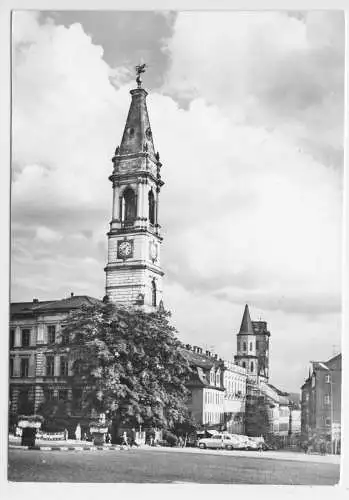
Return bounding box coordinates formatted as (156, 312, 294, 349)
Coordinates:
(53, 302, 192, 436)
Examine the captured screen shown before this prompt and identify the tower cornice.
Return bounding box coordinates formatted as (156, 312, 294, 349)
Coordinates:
(109, 171, 164, 188)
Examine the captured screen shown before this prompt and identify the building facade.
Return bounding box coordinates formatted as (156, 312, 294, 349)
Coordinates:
(9, 295, 101, 423)
(105, 77, 165, 310)
(182, 346, 247, 433)
(301, 353, 342, 451)
(222, 360, 246, 434)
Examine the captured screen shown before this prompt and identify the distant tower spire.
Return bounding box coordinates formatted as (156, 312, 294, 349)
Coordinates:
(118, 66, 155, 159)
(239, 304, 254, 334)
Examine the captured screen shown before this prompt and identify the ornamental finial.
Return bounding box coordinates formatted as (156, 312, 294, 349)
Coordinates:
(135, 63, 147, 88)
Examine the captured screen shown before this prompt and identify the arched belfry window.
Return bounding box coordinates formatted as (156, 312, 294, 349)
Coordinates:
(151, 279, 157, 307)
(121, 187, 136, 222)
(148, 190, 155, 224)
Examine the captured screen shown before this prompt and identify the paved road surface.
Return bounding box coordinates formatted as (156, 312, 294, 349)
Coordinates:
(8, 447, 340, 484)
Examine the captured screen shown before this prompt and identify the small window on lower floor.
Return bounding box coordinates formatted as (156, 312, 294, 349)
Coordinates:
(325, 417, 331, 426)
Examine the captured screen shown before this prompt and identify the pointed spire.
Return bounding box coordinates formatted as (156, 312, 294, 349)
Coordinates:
(239, 304, 254, 334)
(118, 67, 155, 158)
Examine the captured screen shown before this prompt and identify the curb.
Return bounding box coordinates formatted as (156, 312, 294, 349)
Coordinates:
(9, 444, 125, 452)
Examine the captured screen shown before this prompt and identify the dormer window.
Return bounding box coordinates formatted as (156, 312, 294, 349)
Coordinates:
(210, 370, 215, 385)
(145, 127, 152, 139)
(128, 127, 135, 137)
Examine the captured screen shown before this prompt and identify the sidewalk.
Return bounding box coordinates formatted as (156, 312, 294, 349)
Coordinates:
(8, 435, 341, 464)
(8, 435, 123, 452)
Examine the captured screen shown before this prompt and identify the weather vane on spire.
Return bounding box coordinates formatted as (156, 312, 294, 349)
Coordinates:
(135, 63, 147, 88)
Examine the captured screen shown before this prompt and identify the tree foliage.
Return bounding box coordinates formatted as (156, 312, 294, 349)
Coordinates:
(51, 302, 193, 430)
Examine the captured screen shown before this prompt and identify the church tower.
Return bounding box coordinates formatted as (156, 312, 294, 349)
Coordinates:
(105, 66, 164, 310)
(234, 304, 270, 381)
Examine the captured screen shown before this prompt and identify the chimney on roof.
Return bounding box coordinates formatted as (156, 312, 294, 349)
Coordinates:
(206, 350, 211, 357)
(71, 292, 74, 297)
(33, 298, 39, 304)
(198, 347, 203, 354)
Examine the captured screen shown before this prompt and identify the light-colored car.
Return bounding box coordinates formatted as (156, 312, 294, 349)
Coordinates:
(198, 433, 246, 450)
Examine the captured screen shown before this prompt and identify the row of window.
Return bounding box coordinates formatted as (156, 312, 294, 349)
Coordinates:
(9, 326, 71, 348)
(205, 391, 223, 405)
(225, 379, 244, 395)
(240, 361, 254, 372)
(303, 393, 331, 405)
(9, 356, 69, 378)
(238, 341, 261, 352)
(9, 357, 30, 378)
(203, 411, 224, 425)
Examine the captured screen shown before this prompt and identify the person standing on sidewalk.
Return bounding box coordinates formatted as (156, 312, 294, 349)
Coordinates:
(75, 423, 81, 441)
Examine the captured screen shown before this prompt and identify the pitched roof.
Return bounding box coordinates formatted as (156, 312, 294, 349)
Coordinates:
(10, 301, 54, 315)
(11, 296, 102, 316)
(33, 295, 101, 311)
(238, 304, 254, 334)
(180, 348, 216, 370)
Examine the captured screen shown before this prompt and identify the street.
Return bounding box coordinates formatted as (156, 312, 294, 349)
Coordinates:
(8, 447, 340, 484)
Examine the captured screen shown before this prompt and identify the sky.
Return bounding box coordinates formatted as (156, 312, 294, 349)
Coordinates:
(11, 10, 344, 392)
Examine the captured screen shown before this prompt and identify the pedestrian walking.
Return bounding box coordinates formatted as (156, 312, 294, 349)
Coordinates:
(64, 428, 68, 441)
(121, 431, 129, 449)
(130, 428, 139, 447)
(75, 423, 81, 441)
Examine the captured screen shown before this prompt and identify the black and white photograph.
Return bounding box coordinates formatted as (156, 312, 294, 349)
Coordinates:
(5, 6, 345, 487)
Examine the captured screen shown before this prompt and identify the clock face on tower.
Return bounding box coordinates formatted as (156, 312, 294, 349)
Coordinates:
(117, 239, 133, 259)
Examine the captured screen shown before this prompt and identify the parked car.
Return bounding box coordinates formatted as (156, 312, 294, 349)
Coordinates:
(198, 433, 246, 450)
(245, 437, 269, 451)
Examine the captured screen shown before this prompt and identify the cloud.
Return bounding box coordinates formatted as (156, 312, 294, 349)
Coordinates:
(36, 226, 62, 242)
(11, 11, 343, 391)
(163, 11, 344, 169)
